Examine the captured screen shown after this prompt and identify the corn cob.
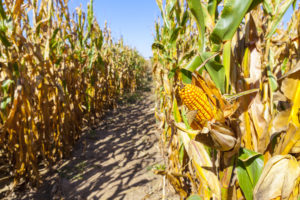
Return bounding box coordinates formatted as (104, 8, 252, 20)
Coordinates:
(179, 84, 215, 122)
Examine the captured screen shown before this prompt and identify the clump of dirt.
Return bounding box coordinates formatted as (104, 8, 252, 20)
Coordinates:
(3, 90, 178, 200)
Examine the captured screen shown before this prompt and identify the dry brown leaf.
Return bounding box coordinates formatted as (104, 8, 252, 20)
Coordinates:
(253, 155, 300, 200)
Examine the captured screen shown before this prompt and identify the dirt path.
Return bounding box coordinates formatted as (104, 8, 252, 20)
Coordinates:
(8, 90, 178, 200)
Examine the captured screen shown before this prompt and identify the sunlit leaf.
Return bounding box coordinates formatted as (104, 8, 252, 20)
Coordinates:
(237, 148, 264, 200)
(266, 0, 294, 38)
(152, 42, 166, 52)
(210, 0, 254, 43)
(1, 97, 11, 110)
(173, 98, 182, 123)
(267, 66, 278, 92)
(201, 52, 225, 94)
(253, 155, 300, 200)
(187, 194, 202, 200)
(187, 0, 205, 52)
(223, 40, 231, 93)
(181, 68, 193, 84)
(0, 0, 5, 19)
(170, 26, 182, 44)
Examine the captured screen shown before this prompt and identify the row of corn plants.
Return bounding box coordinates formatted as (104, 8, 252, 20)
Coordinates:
(0, 0, 146, 185)
(152, 0, 300, 199)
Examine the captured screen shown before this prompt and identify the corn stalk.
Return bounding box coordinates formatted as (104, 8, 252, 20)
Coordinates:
(0, 0, 146, 185)
(152, 0, 300, 199)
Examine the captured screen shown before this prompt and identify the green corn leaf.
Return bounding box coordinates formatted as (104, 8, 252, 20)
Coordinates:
(155, 22, 161, 41)
(267, 66, 278, 92)
(266, 0, 294, 38)
(237, 148, 264, 200)
(248, 0, 263, 12)
(223, 88, 259, 101)
(237, 159, 253, 200)
(173, 98, 181, 123)
(97, 30, 104, 50)
(293, 0, 297, 9)
(184, 55, 202, 72)
(223, 40, 231, 93)
(169, 26, 182, 44)
(50, 28, 60, 49)
(83, 0, 94, 43)
(156, 0, 170, 29)
(187, 194, 203, 200)
(87, 0, 93, 33)
(166, 0, 177, 18)
(0, 30, 11, 47)
(1, 97, 11, 110)
(168, 67, 178, 79)
(181, 68, 192, 84)
(208, 0, 218, 21)
(263, 0, 274, 14)
(187, 0, 205, 52)
(174, 1, 181, 24)
(210, 0, 254, 43)
(183, 53, 225, 93)
(0, 0, 6, 19)
(152, 42, 166, 53)
(1, 79, 14, 93)
(155, 0, 164, 17)
(179, 50, 196, 65)
(164, 1, 174, 29)
(180, 10, 189, 27)
(179, 143, 184, 165)
(281, 57, 288, 75)
(87, 45, 96, 70)
(201, 52, 225, 94)
(181, 107, 191, 129)
(267, 49, 278, 91)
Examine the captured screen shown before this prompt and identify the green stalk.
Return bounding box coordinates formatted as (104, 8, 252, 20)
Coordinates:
(223, 40, 231, 93)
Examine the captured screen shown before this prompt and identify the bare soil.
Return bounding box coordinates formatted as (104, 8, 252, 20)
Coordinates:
(2, 90, 179, 200)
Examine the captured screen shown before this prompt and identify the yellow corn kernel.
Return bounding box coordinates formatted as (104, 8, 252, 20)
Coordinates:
(179, 84, 214, 122)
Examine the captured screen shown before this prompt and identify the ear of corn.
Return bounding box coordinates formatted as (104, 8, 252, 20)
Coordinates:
(179, 84, 215, 123)
(152, 0, 300, 199)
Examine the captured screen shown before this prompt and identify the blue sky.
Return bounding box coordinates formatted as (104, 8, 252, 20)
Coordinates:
(68, 0, 161, 58)
(67, 1, 297, 58)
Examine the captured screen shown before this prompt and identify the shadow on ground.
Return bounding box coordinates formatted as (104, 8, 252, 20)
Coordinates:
(14, 91, 176, 200)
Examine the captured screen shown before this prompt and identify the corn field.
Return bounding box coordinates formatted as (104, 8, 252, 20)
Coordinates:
(0, 0, 146, 185)
(152, 0, 300, 199)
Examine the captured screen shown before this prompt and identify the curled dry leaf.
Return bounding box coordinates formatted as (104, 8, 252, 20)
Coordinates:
(179, 128, 221, 199)
(290, 140, 300, 154)
(250, 92, 268, 152)
(266, 109, 291, 150)
(280, 63, 300, 127)
(275, 124, 300, 155)
(253, 155, 300, 200)
(208, 122, 237, 152)
(174, 122, 200, 138)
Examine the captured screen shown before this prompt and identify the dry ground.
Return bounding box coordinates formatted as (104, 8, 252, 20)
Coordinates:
(2, 90, 179, 200)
